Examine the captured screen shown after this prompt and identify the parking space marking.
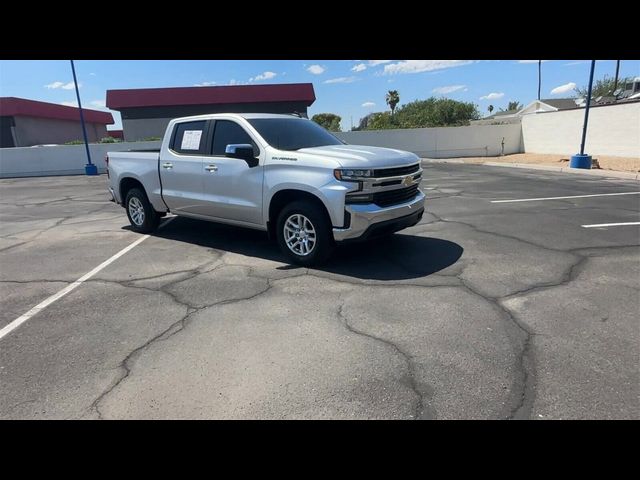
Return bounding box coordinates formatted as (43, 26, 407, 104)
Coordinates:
(0, 217, 174, 342)
(581, 222, 640, 228)
(491, 192, 640, 203)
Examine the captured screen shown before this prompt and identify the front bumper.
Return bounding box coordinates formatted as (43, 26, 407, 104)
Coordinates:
(108, 186, 118, 204)
(333, 190, 426, 241)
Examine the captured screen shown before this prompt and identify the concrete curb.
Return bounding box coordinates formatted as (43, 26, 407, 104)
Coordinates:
(422, 159, 640, 181)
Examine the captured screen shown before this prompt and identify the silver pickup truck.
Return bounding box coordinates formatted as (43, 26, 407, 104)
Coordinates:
(107, 113, 425, 265)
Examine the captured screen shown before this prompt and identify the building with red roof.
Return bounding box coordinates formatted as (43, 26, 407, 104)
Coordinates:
(106, 83, 316, 141)
(0, 97, 114, 148)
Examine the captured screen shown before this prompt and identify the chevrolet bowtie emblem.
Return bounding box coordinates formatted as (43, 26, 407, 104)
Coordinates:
(403, 175, 414, 187)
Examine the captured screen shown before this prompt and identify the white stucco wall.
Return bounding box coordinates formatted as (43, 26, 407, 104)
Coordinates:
(335, 123, 523, 158)
(522, 102, 640, 158)
(0, 141, 161, 178)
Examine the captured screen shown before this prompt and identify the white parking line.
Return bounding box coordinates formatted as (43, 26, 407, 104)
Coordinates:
(0, 217, 174, 342)
(491, 191, 640, 203)
(581, 222, 640, 228)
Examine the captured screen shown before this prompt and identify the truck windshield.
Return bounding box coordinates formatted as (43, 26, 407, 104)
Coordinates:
(247, 118, 344, 151)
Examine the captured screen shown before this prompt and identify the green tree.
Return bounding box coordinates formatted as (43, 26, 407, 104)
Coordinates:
(353, 112, 376, 131)
(575, 74, 634, 98)
(385, 90, 400, 115)
(364, 97, 480, 130)
(366, 112, 400, 130)
(311, 113, 342, 132)
(488, 105, 494, 115)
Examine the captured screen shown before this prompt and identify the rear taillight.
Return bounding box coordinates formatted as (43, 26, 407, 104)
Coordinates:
(105, 154, 110, 178)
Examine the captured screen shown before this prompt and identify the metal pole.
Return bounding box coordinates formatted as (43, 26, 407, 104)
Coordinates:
(70, 60, 92, 166)
(537, 60, 541, 100)
(613, 60, 620, 94)
(579, 60, 596, 156)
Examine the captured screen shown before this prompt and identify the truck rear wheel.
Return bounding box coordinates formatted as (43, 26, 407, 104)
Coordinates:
(276, 200, 334, 266)
(125, 187, 160, 233)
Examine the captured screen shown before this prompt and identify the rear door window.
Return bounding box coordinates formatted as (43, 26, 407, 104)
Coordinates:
(171, 121, 208, 155)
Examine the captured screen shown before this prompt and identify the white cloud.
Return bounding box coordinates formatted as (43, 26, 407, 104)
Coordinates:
(250, 71, 277, 82)
(60, 101, 78, 107)
(46, 81, 80, 90)
(90, 100, 106, 107)
(550, 82, 576, 95)
(351, 63, 367, 72)
(368, 60, 392, 66)
(517, 60, 549, 64)
(564, 61, 587, 66)
(195, 81, 217, 86)
(382, 60, 473, 75)
(432, 85, 466, 94)
(361, 101, 376, 108)
(89, 72, 96, 76)
(323, 76, 358, 84)
(306, 64, 325, 75)
(479, 92, 504, 100)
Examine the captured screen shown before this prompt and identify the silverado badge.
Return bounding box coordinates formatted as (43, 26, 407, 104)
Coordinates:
(402, 175, 414, 187)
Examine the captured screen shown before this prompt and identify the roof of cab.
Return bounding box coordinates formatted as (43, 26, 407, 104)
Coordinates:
(170, 112, 309, 123)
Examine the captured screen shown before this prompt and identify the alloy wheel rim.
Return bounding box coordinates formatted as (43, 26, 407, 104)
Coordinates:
(128, 197, 145, 226)
(284, 214, 316, 256)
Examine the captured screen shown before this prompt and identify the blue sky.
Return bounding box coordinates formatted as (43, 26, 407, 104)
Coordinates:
(1, 60, 638, 131)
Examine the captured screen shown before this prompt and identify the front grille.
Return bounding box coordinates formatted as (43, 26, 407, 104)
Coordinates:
(372, 184, 419, 207)
(372, 163, 420, 178)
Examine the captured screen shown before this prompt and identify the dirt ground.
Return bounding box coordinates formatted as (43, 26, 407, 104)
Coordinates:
(434, 153, 640, 173)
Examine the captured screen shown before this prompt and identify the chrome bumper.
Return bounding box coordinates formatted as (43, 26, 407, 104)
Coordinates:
(333, 190, 426, 241)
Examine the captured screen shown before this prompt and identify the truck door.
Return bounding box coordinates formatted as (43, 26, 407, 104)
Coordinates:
(199, 119, 264, 226)
(159, 120, 210, 214)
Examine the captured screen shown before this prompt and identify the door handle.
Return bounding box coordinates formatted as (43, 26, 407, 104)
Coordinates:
(205, 164, 218, 172)
(162, 162, 173, 169)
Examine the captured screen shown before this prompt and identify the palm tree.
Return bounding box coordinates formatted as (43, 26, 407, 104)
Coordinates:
(488, 105, 494, 115)
(386, 90, 400, 115)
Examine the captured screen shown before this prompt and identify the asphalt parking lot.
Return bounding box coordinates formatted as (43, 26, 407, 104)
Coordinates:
(1, 164, 638, 419)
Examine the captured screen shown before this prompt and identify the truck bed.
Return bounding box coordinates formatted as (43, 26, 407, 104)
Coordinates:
(107, 150, 166, 212)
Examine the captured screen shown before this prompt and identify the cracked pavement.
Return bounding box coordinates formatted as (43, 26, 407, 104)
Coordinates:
(0, 165, 638, 419)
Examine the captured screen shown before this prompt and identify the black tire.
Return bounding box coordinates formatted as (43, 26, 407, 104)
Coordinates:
(276, 200, 334, 266)
(125, 187, 160, 233)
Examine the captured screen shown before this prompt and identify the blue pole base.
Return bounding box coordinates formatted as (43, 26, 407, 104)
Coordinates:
(85, 164, 98, 176)
(570, 154, 592, 169)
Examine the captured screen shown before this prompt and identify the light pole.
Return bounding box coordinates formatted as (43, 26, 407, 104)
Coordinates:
(537, 60, 541, 100)
(570, 60, 596, 169)
(613, 60, 621, 94)
(70, 60, 97, 175)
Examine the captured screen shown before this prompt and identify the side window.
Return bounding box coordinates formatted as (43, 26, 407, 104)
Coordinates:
(171, 120, 207, 155)
(212, 120, 258, 157)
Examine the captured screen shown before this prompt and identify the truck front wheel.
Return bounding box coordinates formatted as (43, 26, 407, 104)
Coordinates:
(276, 200, 334, 266)
(125, 187, 160, 233)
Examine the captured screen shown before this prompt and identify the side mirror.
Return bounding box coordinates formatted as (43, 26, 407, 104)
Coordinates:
(225, 144, 259, 167)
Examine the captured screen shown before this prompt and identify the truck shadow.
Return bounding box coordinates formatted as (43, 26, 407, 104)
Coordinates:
(138, 216, 463, 281)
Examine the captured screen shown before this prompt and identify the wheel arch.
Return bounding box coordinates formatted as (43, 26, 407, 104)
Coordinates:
(119, 177, 146, 205)
(267, 189, 331, 238)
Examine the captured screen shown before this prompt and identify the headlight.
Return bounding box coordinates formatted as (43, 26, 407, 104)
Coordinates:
(333, 168, 373, 181)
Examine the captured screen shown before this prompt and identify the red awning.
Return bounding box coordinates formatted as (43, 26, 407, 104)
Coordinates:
(0, 97, 114, 124)
(106, 83, 316, 110)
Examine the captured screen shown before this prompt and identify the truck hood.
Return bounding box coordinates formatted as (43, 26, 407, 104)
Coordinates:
(296, 144, 419, 169)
